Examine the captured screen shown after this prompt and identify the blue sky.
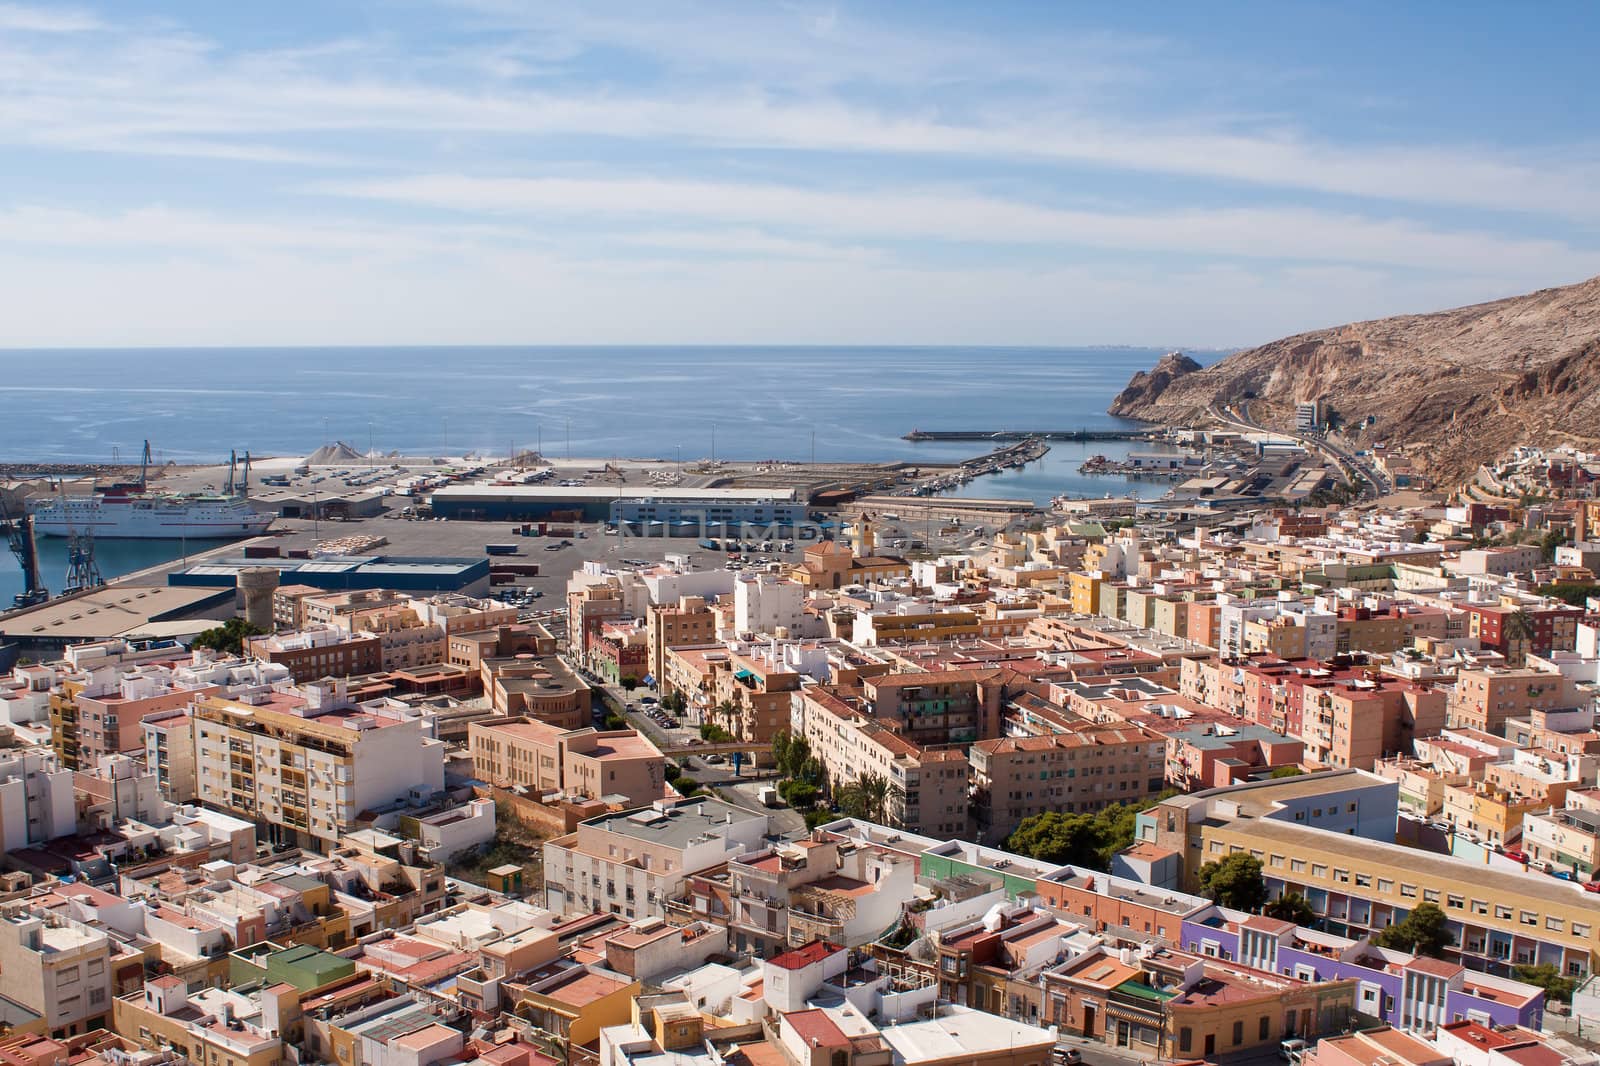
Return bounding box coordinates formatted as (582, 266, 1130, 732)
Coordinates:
(1, 0, 1597, 347)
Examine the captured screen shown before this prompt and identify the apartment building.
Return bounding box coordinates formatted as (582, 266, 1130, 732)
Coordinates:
(189, 687, 445, 850)
(725, 835, 913, 954)
(795, 686, 970, 838)
(733, 572, 806, 637)
(47, 663, 219, 771)
(970, 725, 1167, 844)
(1140, 772, 1600, 977)
(1164, 723, 1303, 792)
(113, 976, 298, 1066)
(646, 597, 718, 692)
(1449, 668, 1581, 736)
(0, 910, 116, 1038)
(0, 748, 75, 852)
(542, 798, 769, 919)
(470, 717, 665, 807)
(244, 626, 383, 683)
(860, 669, 1007, 747)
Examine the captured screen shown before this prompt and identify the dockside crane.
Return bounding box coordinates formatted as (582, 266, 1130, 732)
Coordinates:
(0, 498, 47, 609)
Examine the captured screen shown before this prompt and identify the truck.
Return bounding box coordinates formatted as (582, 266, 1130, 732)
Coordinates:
(758, 786, 782, 808)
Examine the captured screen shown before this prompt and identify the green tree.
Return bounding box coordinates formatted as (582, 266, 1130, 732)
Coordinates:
(660, 690, 688, 714)
(192, 617, 265, 655)
(1513, 963, 1576, 1003)
(1264, 893, 1316, 926)
(1537, 583, 1600, 607)
(1373, 902, 1453, 958)
(1542, 528, 1570, 562)
(1197, 854, 1267, 912)
(780, 781, 820, 809)
(620, 675, 639, 691)
(698, 723, 733, 742)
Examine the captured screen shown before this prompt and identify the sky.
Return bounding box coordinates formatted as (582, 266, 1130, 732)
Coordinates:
(1, 0, 1598, 348)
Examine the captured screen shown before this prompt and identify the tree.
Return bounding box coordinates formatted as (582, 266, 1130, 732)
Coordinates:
(699, 723, 733, 742)
(1264, 893, 1316, 926)
(1542, 528, 1570, 562)
(192, 617, 265, 655)
(857, 773, 891, 824)
(620, 675, 639, 691)
(780, 781, 820, 809)
(1513, 963, 1576, 1003)
(661, 690, 688, 715)
(1373, 902, 1453, 958)
(1197, 854, 1267, 912)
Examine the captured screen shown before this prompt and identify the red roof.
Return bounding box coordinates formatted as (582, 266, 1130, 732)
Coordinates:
(784, 1010, 850, 1048)
(768, 940, 841, 971)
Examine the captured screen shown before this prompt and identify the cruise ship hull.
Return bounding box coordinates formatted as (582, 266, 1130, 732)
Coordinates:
(28, 496, 274, 539)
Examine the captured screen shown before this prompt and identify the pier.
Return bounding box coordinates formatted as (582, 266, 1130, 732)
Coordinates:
(902, 428, 1154, 442)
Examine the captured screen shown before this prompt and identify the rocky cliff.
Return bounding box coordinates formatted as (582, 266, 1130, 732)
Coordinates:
(1109, 275, 1600, 485)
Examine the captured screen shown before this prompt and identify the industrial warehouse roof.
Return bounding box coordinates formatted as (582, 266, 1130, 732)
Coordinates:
(170, 554, 484, 580)
(430, 484, 797, 501)
(0, 585, 235, 641)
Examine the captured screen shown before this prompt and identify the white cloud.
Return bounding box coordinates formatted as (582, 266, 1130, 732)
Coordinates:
(0, 3, 103, 33)
(312, 173, 1600, 276)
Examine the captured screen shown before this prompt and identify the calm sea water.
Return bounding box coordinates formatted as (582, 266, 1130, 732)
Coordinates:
(0, 346, 1207, 604)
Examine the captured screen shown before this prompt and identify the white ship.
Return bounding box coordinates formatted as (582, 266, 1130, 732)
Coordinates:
(28, 492, 273, 539)
(27, 440, 274, 540)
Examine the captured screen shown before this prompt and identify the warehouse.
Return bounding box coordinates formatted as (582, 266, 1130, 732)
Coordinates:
(167, 554, 491, 596)
(429, 484, 800, 524)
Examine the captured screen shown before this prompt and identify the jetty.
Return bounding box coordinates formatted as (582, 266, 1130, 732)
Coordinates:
(903, 428, 1153, 442)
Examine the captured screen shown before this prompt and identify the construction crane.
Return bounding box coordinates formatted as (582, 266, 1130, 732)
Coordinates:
(63, 528, 104, 596)
(0, 497, 47, 609)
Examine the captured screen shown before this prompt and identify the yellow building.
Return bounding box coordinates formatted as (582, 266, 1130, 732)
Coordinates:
(114, 977, 298, 1066)
(1068, 572, 1103, 615)
(509, 963, 639, 1050)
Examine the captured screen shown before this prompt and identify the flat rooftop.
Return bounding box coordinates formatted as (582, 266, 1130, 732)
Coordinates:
(585, 799, 765, 847)
(0, 585, 233, 640)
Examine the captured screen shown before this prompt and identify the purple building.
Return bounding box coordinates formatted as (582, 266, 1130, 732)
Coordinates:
(1179, 908, 1543, 1033)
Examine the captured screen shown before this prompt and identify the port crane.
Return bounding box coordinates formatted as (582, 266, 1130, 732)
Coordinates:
(0, 497, 47, 609)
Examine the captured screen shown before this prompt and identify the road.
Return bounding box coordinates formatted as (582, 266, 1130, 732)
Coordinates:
(1210, 402, 1391, 497)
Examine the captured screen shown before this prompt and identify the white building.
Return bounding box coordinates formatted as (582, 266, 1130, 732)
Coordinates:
(0, 748, 76, 851)
(543, 798, 769, 919)
(733, 573, 805, 637)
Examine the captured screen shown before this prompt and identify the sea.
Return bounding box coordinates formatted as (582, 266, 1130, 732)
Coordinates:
(0, 345, 1215, 604)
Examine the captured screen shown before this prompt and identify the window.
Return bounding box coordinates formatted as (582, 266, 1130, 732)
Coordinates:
(1495, 905, 1513, 920)
(1472, 900, 1489, 915)
(1401, 884, 1417, 898)
(1232, 1021, 1244, 1046)
(1355, 874, 1371, 888)
(1447, 895, 1464, 910)
(1547, 917, 1565, 932)
(1291, 860, 1306, 873)
(1521, 911, 1538, 927)
(1423, 890, 1440, 903)
(1378, 879, 1394, 893)
(1260, 1017, 1271, 1040)
(1575, 923, 1591, 938)
(1180, 1029, 1193, 1053)
(1333, 869, 1349, 883)
(1312, 864, 1327, 878)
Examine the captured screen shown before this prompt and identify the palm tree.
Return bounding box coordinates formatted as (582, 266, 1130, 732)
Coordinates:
(857, 772, 891, 825)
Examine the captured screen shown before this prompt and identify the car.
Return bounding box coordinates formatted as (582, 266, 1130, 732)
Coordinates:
(1280, 1039, 1308, 1065)
(544, 543, 561, 551)
(1584, 880, 1600, 894)
(705, 754, 726, 764)
(1505, 849, 1529, 864)
(640, 696, 658, 705)
(1050, 1049, 1081, 1066)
